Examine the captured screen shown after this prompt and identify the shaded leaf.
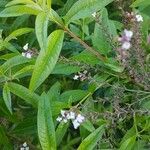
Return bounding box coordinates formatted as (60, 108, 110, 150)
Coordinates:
(38, 93, 56, 150)
(77, 125, 105, 150)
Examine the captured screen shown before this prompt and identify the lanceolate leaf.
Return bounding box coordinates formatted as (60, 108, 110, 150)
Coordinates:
(77, 125, 105, 150)
(3, 83, 12, 114)
(6, 0, 35, 7)
(0, 55, 32, 73)
(119, 136, 136, 150)
(35, 12, 48, 51)
(7, 82, 39, 107)
(64, 0, 113, 24)
(29, 30, 64, 91)
(38, 93, 56, 150)
(5, 28, 34, 42)
(0, 5, 41, 17)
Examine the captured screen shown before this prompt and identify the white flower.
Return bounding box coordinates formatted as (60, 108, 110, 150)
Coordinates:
(76, 114, 85, 123)
(22, 52, 32, 59)
(61, 110, 66, 117)
(23, 43, 29, 51)
(124, 29, 133, 39)
(136, 15, 143, 22)
(20, 142, 29, 150)
(72, 119, 80, 129)
(26, 53, 32, 59)
(56, 116, 62, 122)
(68, 111, 76, 119)
(23, 142, 27, 147)
(22, 52, 26, 57)
(73, 75, 79, 80)
(122, 42, 131, 50)
(92, 12, 97, 18)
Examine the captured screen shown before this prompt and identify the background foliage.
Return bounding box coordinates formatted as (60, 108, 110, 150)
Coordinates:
(0, 0, 150, 149)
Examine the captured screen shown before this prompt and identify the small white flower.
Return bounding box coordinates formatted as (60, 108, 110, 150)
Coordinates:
(76, 114, 85, 123)
(122, 42, 131, 50)
(124, 29, 133, 39)
(56, 116, 62, 122)
(26, 53, 32, 59)
(23, 43, 29, 51)
(73, 75, 79, 80)
(92, 12, 97, 18)
(68, 111, 76, 120)
(23, 142, 27, 147)
(136, 15, 143, 22)
(72, 119, 80, 129)
(22, 52, 26, 57)
(61, 110, 66, 117)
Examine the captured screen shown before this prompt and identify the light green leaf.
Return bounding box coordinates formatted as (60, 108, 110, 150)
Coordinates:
(60, 90, 89, 103)
(7, 82, 39, 107)
(2, 42, 19, 53)
(47, 0, 51, 9)
(0, 55, 32, 73)
(119, 136, 136, 150)
(29, 30, 64, 91)
(49, 9, 64, 26)
(13, 65, 34, 79)
(77, 125, 105, 150)
(64, 0, 113, 24)
(3, 83, 12, 114)
(5, 28, 34, 42)
(0, 5, 41, 17)
(6, 0, 35, 7)
(56, 122, 69, 146)
(35, 12, 48, 51)
(131, 0, 150, 7)
(52, 63, 80, 75)
(38, 93, 56, 150)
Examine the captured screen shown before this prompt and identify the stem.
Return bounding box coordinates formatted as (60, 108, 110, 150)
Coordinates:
(64, 27, 107, 62)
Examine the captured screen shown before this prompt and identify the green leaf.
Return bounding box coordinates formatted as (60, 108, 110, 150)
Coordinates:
(3, 83, 12, 114)
(13, 65, 34, 79)
(2, 41, 19, 53)
(5, 28, 34, 42)
(6, 0, 35, 7)
(47, 0, 51, 9)
(0, 125, 12, 149)
(35, 12, 48, 51)
(0, 5, 41, 17)
(52, 63, 80, 75)
(38, 93, 56, 150)
(0, 55, 32, 73)
(64, 0, 113, 24)
(7, 82, 39, 107)
(131, 0, 150, 7)
(29, 30, 64, 91)
(60, 90, 89, 103)
(49, 9, 64, 26)
(119, 136, 136, 150)
(56, 122, 69, 146)
(77, 125, 105, 150)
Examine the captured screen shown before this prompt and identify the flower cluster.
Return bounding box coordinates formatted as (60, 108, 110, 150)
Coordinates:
(22, 43, 33, 59)
(118, 29, 133, 50)
(20, 142, 29, 150)
(73, 70, 91, 81)
(56, 110, 85, 129)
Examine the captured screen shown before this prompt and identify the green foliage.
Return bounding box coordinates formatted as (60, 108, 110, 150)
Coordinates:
(0, 0, 150, 149)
